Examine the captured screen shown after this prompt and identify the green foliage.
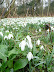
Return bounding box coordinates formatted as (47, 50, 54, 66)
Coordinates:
(8, 39, 15, 50)
(50, 31, 54, 42)
(8, 48, 18, 56)
(14, 58, 28, 71)
(0, 35, 2, 43)
(7, 60, 13, 68)
(0, 45, 8, 62)
(45, 46, 54, 72)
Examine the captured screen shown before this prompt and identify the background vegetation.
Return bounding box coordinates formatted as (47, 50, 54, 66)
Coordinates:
(0, 0, 54, 18)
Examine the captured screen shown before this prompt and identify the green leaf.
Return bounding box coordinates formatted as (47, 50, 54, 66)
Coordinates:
(31, 61, 46, 72)
(0, 35, 2, 43)
(7, 60, 13, 68)
(0, 63, 2, 67)
(5, 68, 10, 72)
(0, 45, 8, 62)
(48, 46, 54, 65)
(14, 58, 28, 71)
(8, 48, 18, 56)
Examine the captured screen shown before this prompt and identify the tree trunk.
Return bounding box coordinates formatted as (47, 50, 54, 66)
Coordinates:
(32, 0, 35, 16)
(1, 0, 15, 18)
(47, 0, 50, 16)
(23, 0, 26, 16)
(42, 0, 43, 16)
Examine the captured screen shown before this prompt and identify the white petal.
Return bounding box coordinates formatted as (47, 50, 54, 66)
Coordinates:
(0, 32, 3, 37)
(4, 36, 8, 40)
(8, 34, 13, 39)
(26, 35, 33, 49)
(19, 39, 27, 51)
(36, 39, 40, 45)
(27, 52, 33, 61)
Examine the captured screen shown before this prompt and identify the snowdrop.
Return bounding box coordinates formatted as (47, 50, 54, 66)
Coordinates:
(19, 39, 27, 51)
(10, 32, 12, 33)
(4, 36, 8, 40)
(0, 17, 54, 26)
(40, 45, 44, 50)
(35, 30, 38, 32)
(5, 30, 9, 33)
(0, 32, 3, 37)
(19, 35, 33, 51)
(8, 34, 13, 39)
(26, 35, 33, 49)
(27, 52, 33, 61)
(39, 29, 41, 32)
(51, 27, 54, 31)
(26, 35, 31, 42)
(47, 29, 49, 32)
(40, 45, 46, 51)
(23, 22, 27, 27)
(36, 39, 40, 45)
(3, 23, 6, 26)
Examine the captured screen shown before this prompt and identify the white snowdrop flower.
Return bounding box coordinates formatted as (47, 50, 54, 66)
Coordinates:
(4, 36, 8, 40)
(35, 30, 38, 32)
(39, 29, 41, 32)
(26, 35, 31, 42)
(27, 52, 33, 61)
(19, 39, 27, 51)
(0, 32, 3, 37)
(36, 39, 40, 45)
(52, 28, 54, 31)
(40, 45, 46, 51)
(43, 24, 45, 25)
(5, 30, 9, 33)
(40, 45, 44, 50)
(26, 35, 33, 49)
(23, 22, 27, 27)
(51, 27, 54, 31)
(11, 32, 12, 33)
(27, 42, 33, 49)
(16, 28, 18, 30)
(3, 24, 6, 26)
(47, 29, 49, 32)
(8, 34, 13, 39)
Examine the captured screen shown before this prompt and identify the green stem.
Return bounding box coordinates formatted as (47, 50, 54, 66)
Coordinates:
(27, 46, 29, 53)
(23, 68, 24, 72)
(29, 61, 31, 72)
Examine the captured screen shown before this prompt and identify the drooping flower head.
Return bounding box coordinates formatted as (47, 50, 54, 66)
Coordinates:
(5, 30, 9, 33)
(8, 34, 13, 39)
(36, 39, 40, 45)
(19, 35, 33, 51)
(40, 45, 46, 51)
(35, 30, 38, 33)
(27, 52, 33, 61)
(39, 29, 41, 32)
(0, 32, 3, 37)
(4, 36, 8, 40)
(19, 39, 27, 51)
(26, 35, 33, 49)
(40, 45, 44, 50)
(51, 26, 54, 31)
(47, 29, 49, 32)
